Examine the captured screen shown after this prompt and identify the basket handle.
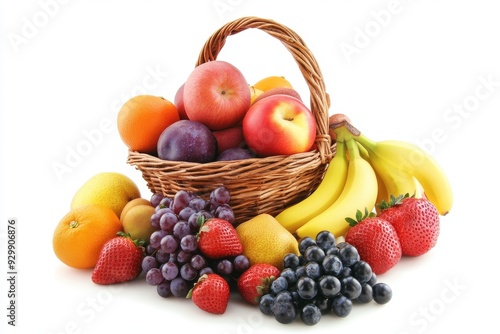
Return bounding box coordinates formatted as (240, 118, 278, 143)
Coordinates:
(196, 16, 332, 164)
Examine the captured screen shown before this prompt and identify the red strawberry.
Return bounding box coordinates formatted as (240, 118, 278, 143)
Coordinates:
(188, 274, 230, 314)
(237, 263, 280, 305)
(91, 232, 145, 285)
(197, 218, 243, 259)
(378, 194, 440, 256)
(345, 209, 402, 274)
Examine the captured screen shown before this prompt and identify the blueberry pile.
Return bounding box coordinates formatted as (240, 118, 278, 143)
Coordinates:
(258, 231, 393, 326)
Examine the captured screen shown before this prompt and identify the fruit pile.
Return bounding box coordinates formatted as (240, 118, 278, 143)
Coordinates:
(117, 61, 317, 163)
(52, 62, 454, 326)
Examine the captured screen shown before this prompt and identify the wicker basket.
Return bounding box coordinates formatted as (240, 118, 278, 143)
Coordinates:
(127, 16, 334, 224)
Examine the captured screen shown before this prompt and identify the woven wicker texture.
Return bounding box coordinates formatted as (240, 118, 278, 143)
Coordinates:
(127, 16, 334, 224)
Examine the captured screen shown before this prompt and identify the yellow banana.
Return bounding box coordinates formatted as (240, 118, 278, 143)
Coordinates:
(355, 134, 453, 215)
(361, 145, 417, 204)
(275, 141, 348, 233)
(295, 138, 378, 239)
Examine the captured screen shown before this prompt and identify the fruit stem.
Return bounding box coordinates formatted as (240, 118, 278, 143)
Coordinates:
(345, 137, 361, 160)
(353, 133, 377, 151)
(330, 120, 360, 142)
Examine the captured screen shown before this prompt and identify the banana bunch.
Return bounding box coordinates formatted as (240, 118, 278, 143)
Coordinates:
(275, 117, 453, 240)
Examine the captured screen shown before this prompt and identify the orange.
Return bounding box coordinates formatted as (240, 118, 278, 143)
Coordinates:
(53, 205, 123, 269)
(253, 76, 294, 92)
(117, 95, 180, 154)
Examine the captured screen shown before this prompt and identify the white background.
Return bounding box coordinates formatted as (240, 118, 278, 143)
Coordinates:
(1, 0, 499, 333)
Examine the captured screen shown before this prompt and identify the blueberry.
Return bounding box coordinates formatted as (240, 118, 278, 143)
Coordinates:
(315, 230, 336, 251)
(283, 253, 301, 270)
(259, 293, 275, 315)
(270, 276, 288, 295)
(272, 300, 297, 324)
(280, 268, 298, 286)
(367, 272, 377, 286)
(331, 295, 353, 317)
(314, 296, 333, 314)
(300, 303, 322, 326)
(322, 254, 343, 276)
(341, 276, 362, 300)
(337, 266, 351, 280)
(304, 245, 326, 263)
(372, 283, 392, 304)
(351, 260, 373, 285)
(355, 284, 373, 304)
(295, 265, 306, 279)
(275, 290, 294, 304)
(339, 244, 360, 267)
(318, 275, 341, 298)
(299, 237, 317, 255)
(297, 276, 317, 300)
(325, 246, 340, 256)
(304, 261, 322, 280)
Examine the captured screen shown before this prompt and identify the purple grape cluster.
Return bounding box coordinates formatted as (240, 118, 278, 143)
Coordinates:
(141, 187, 249, 298)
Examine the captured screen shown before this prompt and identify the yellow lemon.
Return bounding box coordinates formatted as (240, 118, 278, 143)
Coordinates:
(71, 172, 141, 218)
(236, 213, 299, 270)
(253, 76, 293, 92)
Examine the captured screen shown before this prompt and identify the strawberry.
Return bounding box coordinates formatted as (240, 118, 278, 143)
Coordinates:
(197, 218, 243, 259)
(188, 274, 230, 314)
(237, 263, 280, 305)
(345, 209, 402, 275)
(91, 232, 145, 285)
(378, 194, 440, 256)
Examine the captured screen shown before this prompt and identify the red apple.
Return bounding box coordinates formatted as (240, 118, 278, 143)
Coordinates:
(212, 126, 245, 153)
(174, 83, 188, 120)
(183, 61, 251, 130)
(242, 95, 317, 157)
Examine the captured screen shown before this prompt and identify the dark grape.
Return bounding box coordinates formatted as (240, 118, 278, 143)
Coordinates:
(270, 276, 288, 295)
(172, 190, 195, 214)
(161, 261, 179, 281)
(259, 294, 275, 315)
(176, 250, 193, 264)
(211, 186, 230, 206)
(304, 245, 325, 263)
(155, 249, 170, 264)
(159, 212, 178, 233)
(315, 231, 336, 251)
(142, 256, 158, 272)
(160, 235, 178, 253)
(318, 275, 341, 298)
(322, 254, 343, 276)
(297, 276, 317, 300)
(341, 276, 362, 300)
(356, 284, 373, 304)
(149, 230, 168, 249)
(339, 244, 360, 267)
(179, 206, 196, 222)
(170, 277, 189, 298)
(331, 295, 352, 317)
(157, 280, 172, 298)
(351, 261, 373, 285)
(180, 263, 198, 281)
(146, 268, 163, 286)
(283, 253, 301, 270)
(180, 234, 198, 252)
(190, 254, 207, 271)
(372, 283, 392, 304)
(150, 193, 164, 208)
(217, 259, 233, 275)
(233, 255, 250, 273)
(189, 197, 207, 212)
(300, 304, 321, 326)
(299, 237, 316, 255)
(158, 197, 172, 210)
(199, 267, 214, 276)
(272, 300, 297, 324)
(173, 221, 191, 240)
